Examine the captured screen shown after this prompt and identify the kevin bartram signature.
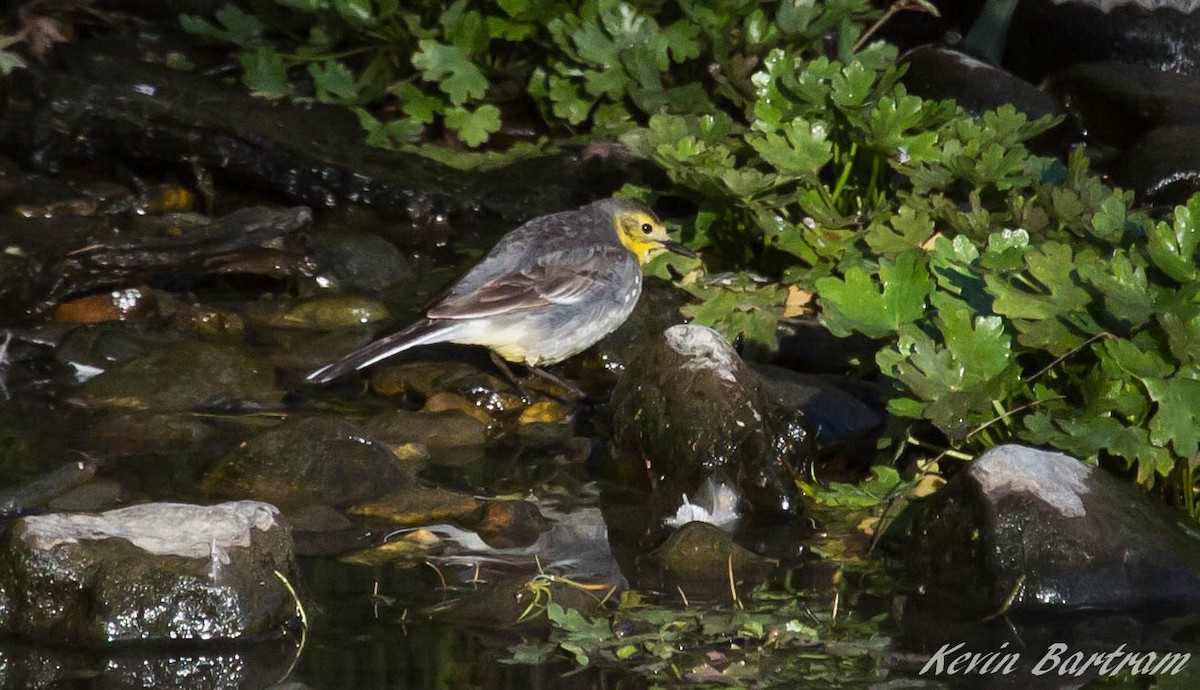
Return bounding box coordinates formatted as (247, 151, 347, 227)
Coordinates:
(919, 642, 1190, 678)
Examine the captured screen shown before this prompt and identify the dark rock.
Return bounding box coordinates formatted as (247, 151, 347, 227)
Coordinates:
(754, 364, 886, 451)
(0, 638, 300, 690)
(888, 444, 1200, 622)
(610, 325, 814, 520)
(1047, 61, 1200, 149)
(1007, 0, 1200, 81)
(363, 408, 488, 462)
(0, 500, 297, 644)
(84, 410, 217, 455)
(1122, 125, 1200, 206)
(901, 45, 1064, 121)
(0, 205, 310, 322)
(643, 521, 776, 595)
(204, 416, 405, 508)
(45, 479, 123, 513)
(0, 460, 97, 519)
(3, 32, 646, 231)
(78, 340, 282, 411)
(307, 229, 415, 292)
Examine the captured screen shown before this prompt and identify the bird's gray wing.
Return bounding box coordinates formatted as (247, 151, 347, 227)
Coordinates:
(427, 244, 631, 320)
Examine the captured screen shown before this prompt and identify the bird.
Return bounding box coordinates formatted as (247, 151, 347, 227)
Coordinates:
(306, 197, 696, 386)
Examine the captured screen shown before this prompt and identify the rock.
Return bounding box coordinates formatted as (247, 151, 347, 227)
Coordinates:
(78, 340, 282, 411)
(284, 504, 353, 534)
(888, 444, 1200, 622)
(45, 479, 122, 512)
(241, 295, 390, 330)
(1046, 61, 1200, 149)
(204, 416, 405, 508)
(84, 410, 217, 455)
(610, 325, 815, 520)
(362, 408, 488, 464)
(644, 521, 776, 593)
(307, 229, 414, 292)
(0, 500, 297, 643)
(369, 360, 524, 415)
(901, 45, 1064, 122)
(1122, 125, 1200, 205)
(1007, 0, 1200, 81)
(754, 365, 886, 448)
(0, 460, 97, 519)
(53, 286, 159, 323)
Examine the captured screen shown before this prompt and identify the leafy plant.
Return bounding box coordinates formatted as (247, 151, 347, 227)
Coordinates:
(181, 0, 884, 148)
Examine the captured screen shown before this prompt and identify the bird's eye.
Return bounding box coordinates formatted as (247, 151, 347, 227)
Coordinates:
(641, 223, 653, 235)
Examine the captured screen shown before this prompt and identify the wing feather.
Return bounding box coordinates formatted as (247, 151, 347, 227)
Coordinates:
(427, 245, 629, 320)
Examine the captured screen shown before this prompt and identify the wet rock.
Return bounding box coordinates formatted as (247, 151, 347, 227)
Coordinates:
(285, 504, 353, 534)
(0, 205, 310, 322)
(84, 410, 217, 455)
(1007, 0, 1200, 81)
(370, 360, 524, 415)
(173, 302, 245, 340)
(241, 295, 390, 329)
(0, 500, 297, 643)
(1122, 125, 1200, 205)
(78, 340, 281, 411)
(205, 416, 405, 508)
(54, 324, 174, 382)
(516, 400, 575, 447)
(53, 286, 159, 324)
(362, 408, 488, 463)
(901, 45, 1063, 121)
(888, 444, 1200, 622)
(348, 483, 480, 526)
(6, 35, 640, 229)
(0, 638, 300, 690)
(474, 499, 553, 549)
(610, 325, 814, 519)
(1047, 61, 1200, 149)
(202, 246, 317, 280)
(644, 521, 776, 593)
(755, 365, 885, 447)
(307, 229, 415, 292)
(45, 479, 123, 513)
(0, 460, 97, 519)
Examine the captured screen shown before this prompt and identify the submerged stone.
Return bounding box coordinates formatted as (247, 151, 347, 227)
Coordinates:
(0, 500, 297, 644)
(610, 325, 814, 520)
(646, 521, 776, 590)
(78, 340, 281, 411)
(205, 416, 405, 508)
(241, 295, 390, 330)
(888, 444, 1200, 622)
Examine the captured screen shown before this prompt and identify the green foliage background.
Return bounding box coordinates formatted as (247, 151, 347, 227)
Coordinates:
(184, 0, 1200, 515)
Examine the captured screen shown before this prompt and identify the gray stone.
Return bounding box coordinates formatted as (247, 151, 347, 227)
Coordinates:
(610, 325, 815, 520)
(0, 500, 298, 644)
(888, 444, 1200, 621)
(204, 416, 405, 508)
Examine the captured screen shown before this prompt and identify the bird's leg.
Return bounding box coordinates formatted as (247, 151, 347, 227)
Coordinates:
(524, 364, 587, 400)
(488, 352, 585, 401)
(489, 351, 533, 401)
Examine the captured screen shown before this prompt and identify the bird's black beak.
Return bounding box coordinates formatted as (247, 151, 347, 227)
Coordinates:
(660, 239, 698, 258)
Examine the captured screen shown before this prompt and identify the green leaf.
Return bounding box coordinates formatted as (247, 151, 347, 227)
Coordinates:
(749, 118, 833, 176)
(412, 39, 488, 105)
(444, 104, 501, 146)
(396, 83, 443, 124)
(1144, 376, 1200, 458)
(309, 61, 358, 103)
(239, 47, 290, 97)
(1147, 198, 1200, 283)
(816, 251, 933, 339)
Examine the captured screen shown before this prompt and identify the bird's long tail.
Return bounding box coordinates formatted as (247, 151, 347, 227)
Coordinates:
(306, 319, 460, 384)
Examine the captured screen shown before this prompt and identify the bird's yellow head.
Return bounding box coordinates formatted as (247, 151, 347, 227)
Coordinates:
(591, 198, 697, 265)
